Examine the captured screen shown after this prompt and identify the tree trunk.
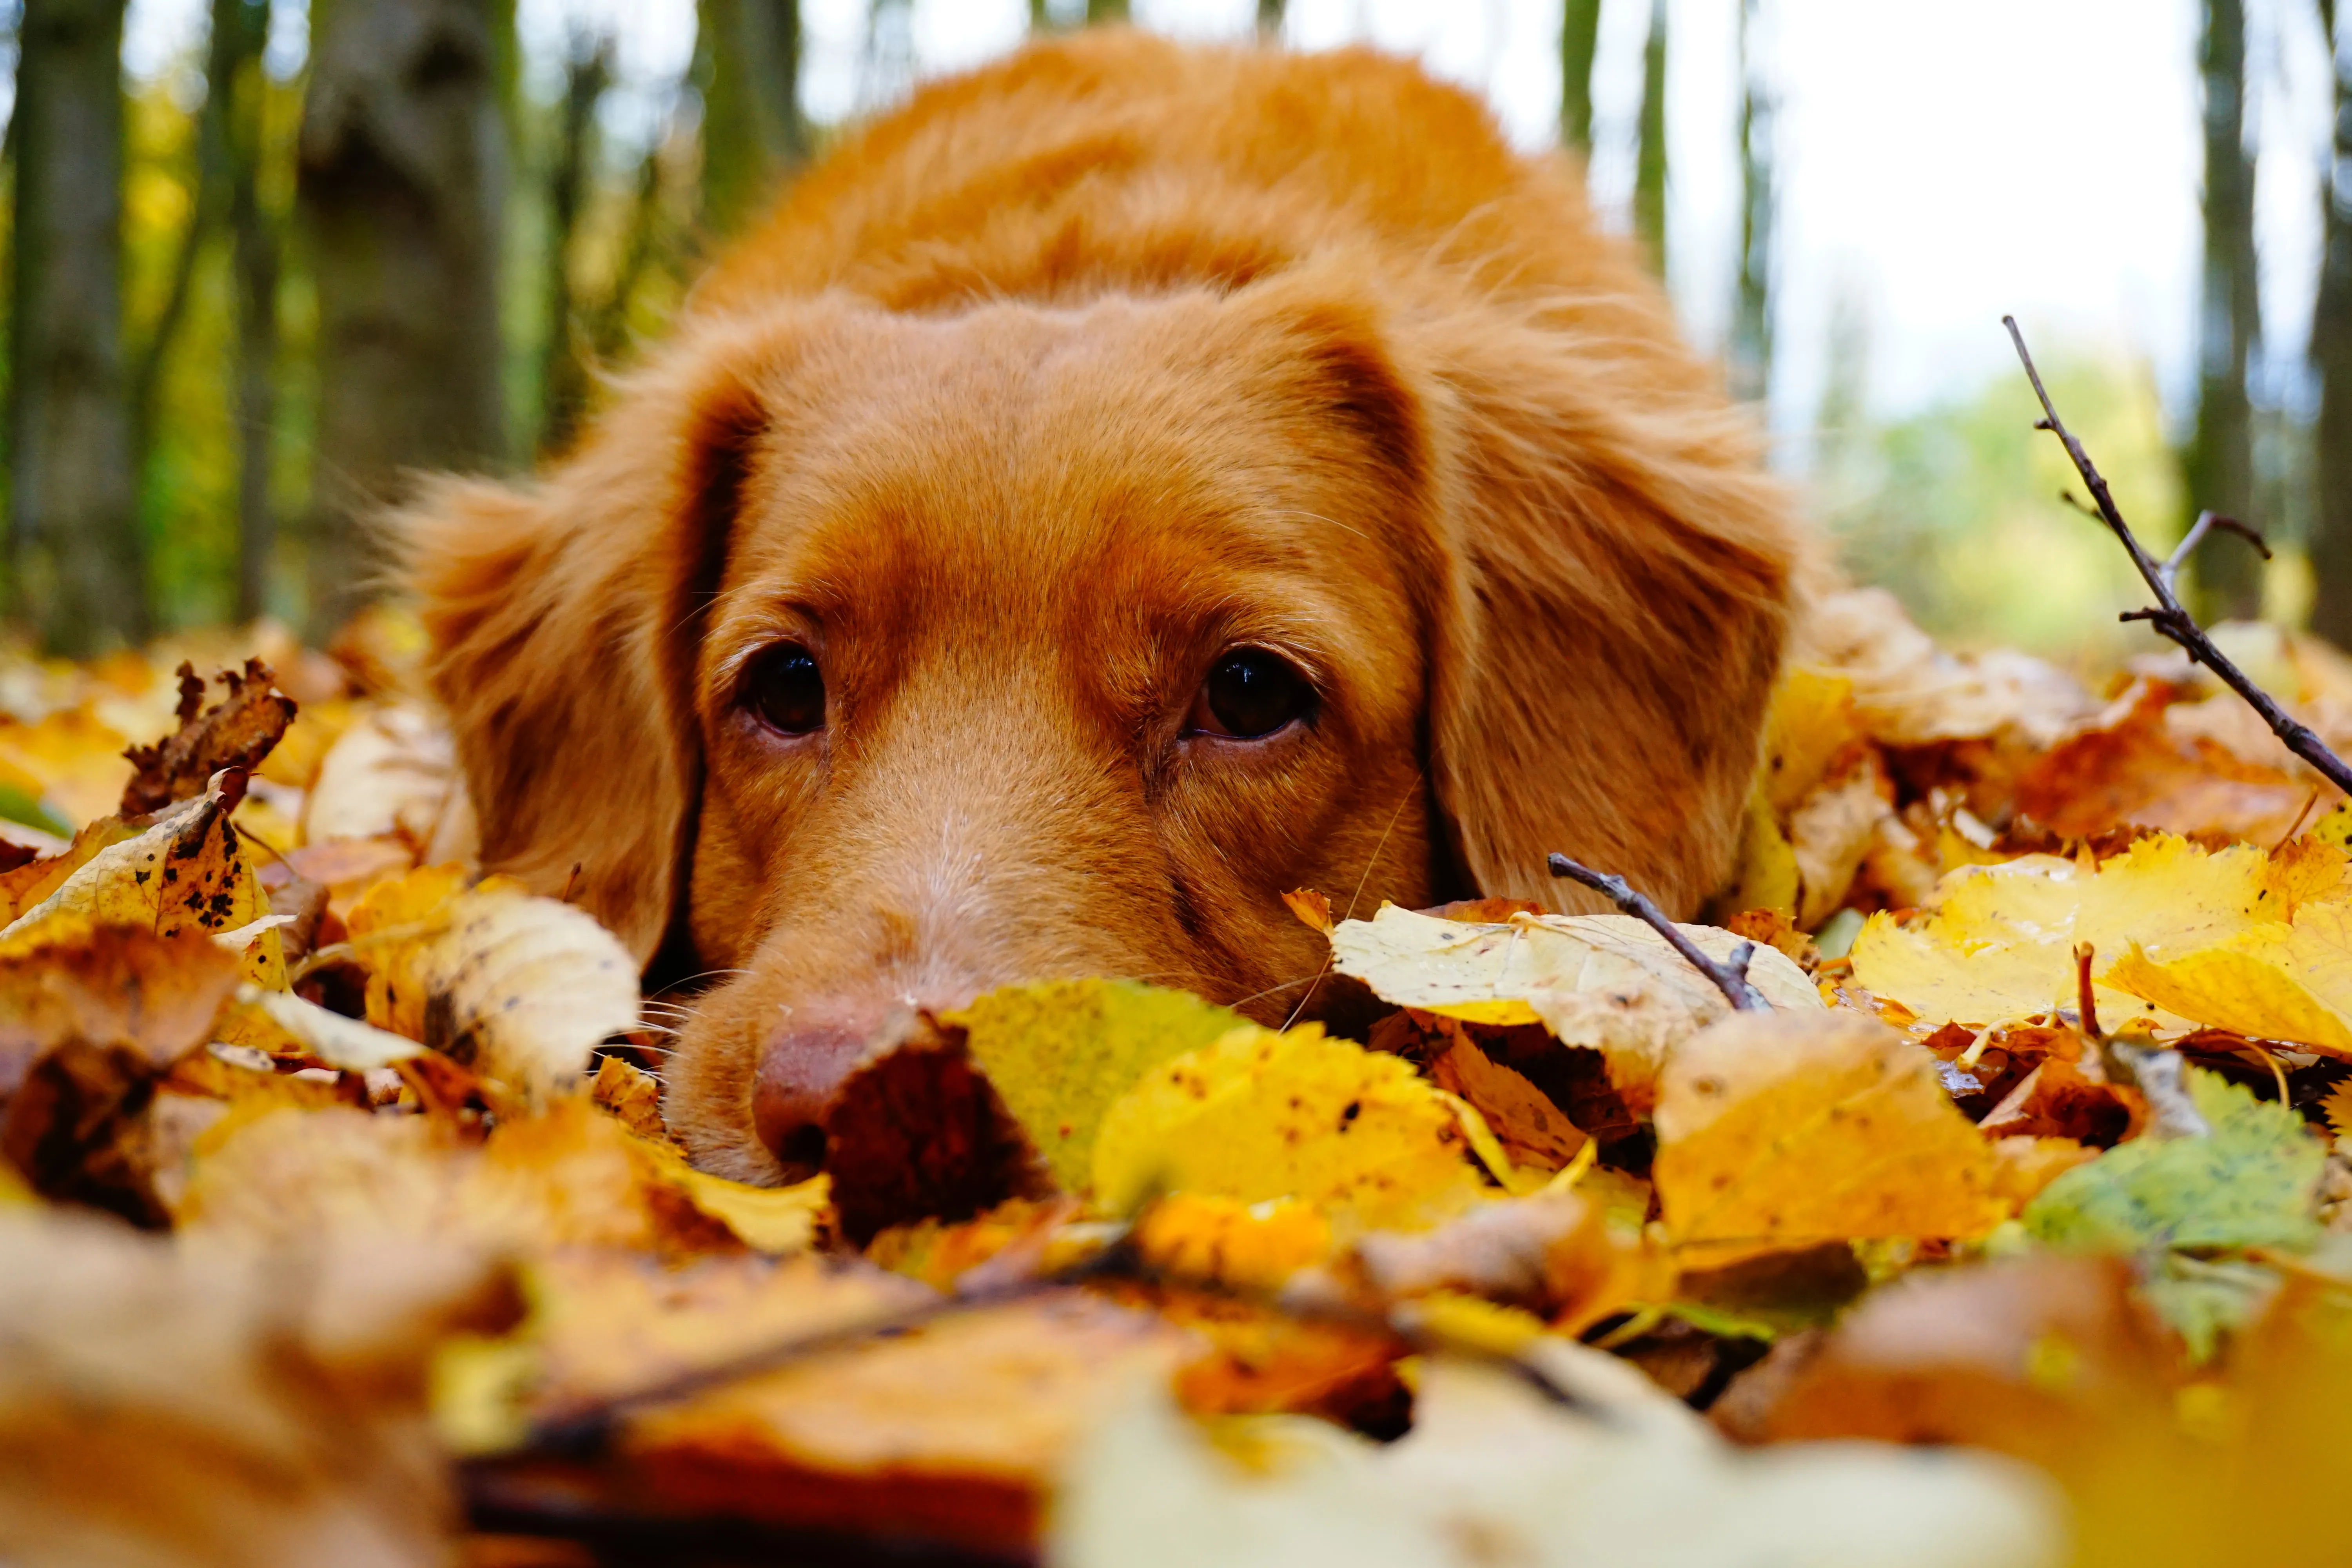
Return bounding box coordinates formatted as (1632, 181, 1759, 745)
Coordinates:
(1258, 0, 1285, 33)
(298, 0, 510, 639)
(695, 0, 806, 241)
(1029, 0, 1051, 31)
(539, 42, 611, 457)
(1729, 0, 1774, 404)
(2188, 0, 2264, 622)
(1559, 0, 1603, 154)
(224, 0, 279, 623)
(2313, 0, 2352, 646)
(1633, 0, 1669, 276)
(9, 0, 146, 653)
(1086, 0, 1129, 22)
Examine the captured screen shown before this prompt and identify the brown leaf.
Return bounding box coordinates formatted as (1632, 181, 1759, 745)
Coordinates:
(119, 660, 299, 817)
(1426, 1027, 1590, 1173)
(616, 1290, 1195, 1557)
(1351, 1186, 1655, 1332)
(0, 918, 242, 1100)
(2015, 680, 2324, 844)
(822, 1015, 1052, 1247)
(0, 1207, 514, 1568)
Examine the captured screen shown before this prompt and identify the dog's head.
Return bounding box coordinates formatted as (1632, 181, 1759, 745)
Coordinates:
(407, 267, 1797, 1183)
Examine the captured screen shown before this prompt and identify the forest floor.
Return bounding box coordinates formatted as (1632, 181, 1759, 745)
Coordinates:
(4, 581, 2352, 1568)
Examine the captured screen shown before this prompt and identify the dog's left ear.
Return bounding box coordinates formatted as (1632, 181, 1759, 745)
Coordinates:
(400, 316, 788, 963)
(1409, 309, 1807, 917)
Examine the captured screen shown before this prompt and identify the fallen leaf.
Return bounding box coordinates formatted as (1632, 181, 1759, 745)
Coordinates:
(619, 1290, 1197, 1557)
(948, 979, 1247, 1192)
(1130, 1193, 1334, 1295)
(118, 660, 298, 817)
(0, 706, 134, 830)
(1329, 904, 1820, 1109)
(2021, 1067, 2323, 1357)
(2014, 679, 2322, 845)
(1849, 831, 2349, 1033)
(0, 916, 242, 1098)
(0, 816, 137, 926)
(590, 1052, 668, 1141)
(1425, 1025, 1590, 1173)
(2101, 903, 2352, 1057)
(1787, 751, 1893, 927)
(1350, 1186, 1651, 1329)
(1053, 1339, 2064, 1568)
(0, 1208, 514, 1568)
(301, 702, 457, 849)
(364, 882, 639, 1101)
(1093, 1023, 1489, 1234)
(1653, 1011, 2010, 1261)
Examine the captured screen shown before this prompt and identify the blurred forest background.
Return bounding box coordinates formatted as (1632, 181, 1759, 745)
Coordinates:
(0, 0, 2346, 668)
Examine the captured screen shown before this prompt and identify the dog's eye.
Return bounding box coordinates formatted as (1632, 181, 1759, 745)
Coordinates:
(1191, 648, 1314, 740)
(744, 643, 826, 735)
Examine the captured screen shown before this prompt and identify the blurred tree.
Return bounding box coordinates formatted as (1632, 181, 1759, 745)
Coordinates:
(696, 0, 806, 241)
(1258, 0, 1285, 33)
(1728, 0, 1774, 405)
(2187, 0, 2264, 622)
(2314, 0, 2352, 646)
(299, 0, 510, 637)
(1029, 0, 1050, 30)
(1087, 0, 1128, 22)
(9, 0, 146, 653)
(539, 37, 612, 456)
(1633, 0, 1667, 275)
(223, 0, 280, 622)
(1559, 0, 1602, 154)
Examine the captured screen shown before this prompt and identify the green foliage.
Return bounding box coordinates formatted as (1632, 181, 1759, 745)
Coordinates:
(2022, 1068, 2323, 1357)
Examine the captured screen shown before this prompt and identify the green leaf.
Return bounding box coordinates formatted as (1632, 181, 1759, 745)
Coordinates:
(0, 784, 70, 840)
(947, 980, 1247, 1192)
(2022, 1069, 2324, 1258)
(2022, 1067, 2322, 1357)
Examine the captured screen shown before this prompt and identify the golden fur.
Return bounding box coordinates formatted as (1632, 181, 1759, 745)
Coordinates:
(405, 30, 1808, 1183)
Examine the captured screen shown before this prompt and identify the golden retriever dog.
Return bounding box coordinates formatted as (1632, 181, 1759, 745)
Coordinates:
(406, 29, 1807, 1184)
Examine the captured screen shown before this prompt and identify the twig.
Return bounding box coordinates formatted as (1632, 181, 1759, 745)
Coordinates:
(1546, 853, 1769, 1011)
(2004, 317, 2352, 799)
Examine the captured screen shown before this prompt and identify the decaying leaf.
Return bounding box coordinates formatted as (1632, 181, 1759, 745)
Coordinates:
(359, 880, 639, 1100)
(1093, 1023, 1489, 1233)
(619, 1290, 1198, 1557)
(1054, 1340, 2064, 1568)
(0, 916, 242, 1098)
(2021, 1067, 2323, 1357)
(1329, 904, 1820, 1109)
(1849, 832, 2352, 1033)
(948, 980, 1247, 1192)
(119, 660, 298, 817)
(1653, 1011, 2010, 1261)
(0, 1208, 515, 1568)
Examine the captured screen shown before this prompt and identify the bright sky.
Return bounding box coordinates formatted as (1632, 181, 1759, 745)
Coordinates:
(114, 0, 2344, 454)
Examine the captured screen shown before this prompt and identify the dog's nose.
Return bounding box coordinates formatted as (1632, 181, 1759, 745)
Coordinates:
(752, 1020, 876, 1177)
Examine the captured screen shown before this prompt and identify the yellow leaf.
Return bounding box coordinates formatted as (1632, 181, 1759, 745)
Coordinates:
(1329, 904, 1821, 1109)
(1759, 665, 1863, 816)
(1093, 1024, 1488, 1233)
(1848, 833, 2330, 1033)
(948, 979, 1247, 1192)
(1653, 1011, 2008, 1262)
(0, 707, 132, 829)
(2099, 903, 2352, 1057)
(1722, 785, 1801, 920)
(0, 774, 272, 955)
(1131, 1193, 1334, 1294)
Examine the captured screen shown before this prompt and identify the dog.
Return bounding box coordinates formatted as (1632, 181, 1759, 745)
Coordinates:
(405, 29, 1808, 1185)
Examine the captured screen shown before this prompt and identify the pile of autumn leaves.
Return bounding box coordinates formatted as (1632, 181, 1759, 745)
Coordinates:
(8, 592, 2352, 1567)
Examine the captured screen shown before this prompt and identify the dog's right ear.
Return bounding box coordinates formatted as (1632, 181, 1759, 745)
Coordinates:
(401, 321, 783, 965)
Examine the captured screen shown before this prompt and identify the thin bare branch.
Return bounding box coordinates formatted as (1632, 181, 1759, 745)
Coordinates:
(2004, 317, 2352, 799)
(1546, 853, 1770, 1011)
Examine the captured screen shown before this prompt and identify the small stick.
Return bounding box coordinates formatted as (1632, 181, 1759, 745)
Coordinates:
(2004, 317, 2352, 799)
(1546, 853, 1770, 1012)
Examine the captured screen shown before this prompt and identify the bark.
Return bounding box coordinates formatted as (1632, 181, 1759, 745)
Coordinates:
(1029, 0, 1051, 31)
(2188, 0, 2264, 622)
(1729, 0, 1774, 404)
(1258, 0, 1285, 32)
(224, 0, 279, 622)
(1559, 0, 1603, 154)
(538, 42, 611, 457)
(2313, 0, 2352, 646)
(9, 0, 146, 653)
(1634, 0, 1669, 276)
(695, 0, 806, 240)
(298, 0, 510, 639)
